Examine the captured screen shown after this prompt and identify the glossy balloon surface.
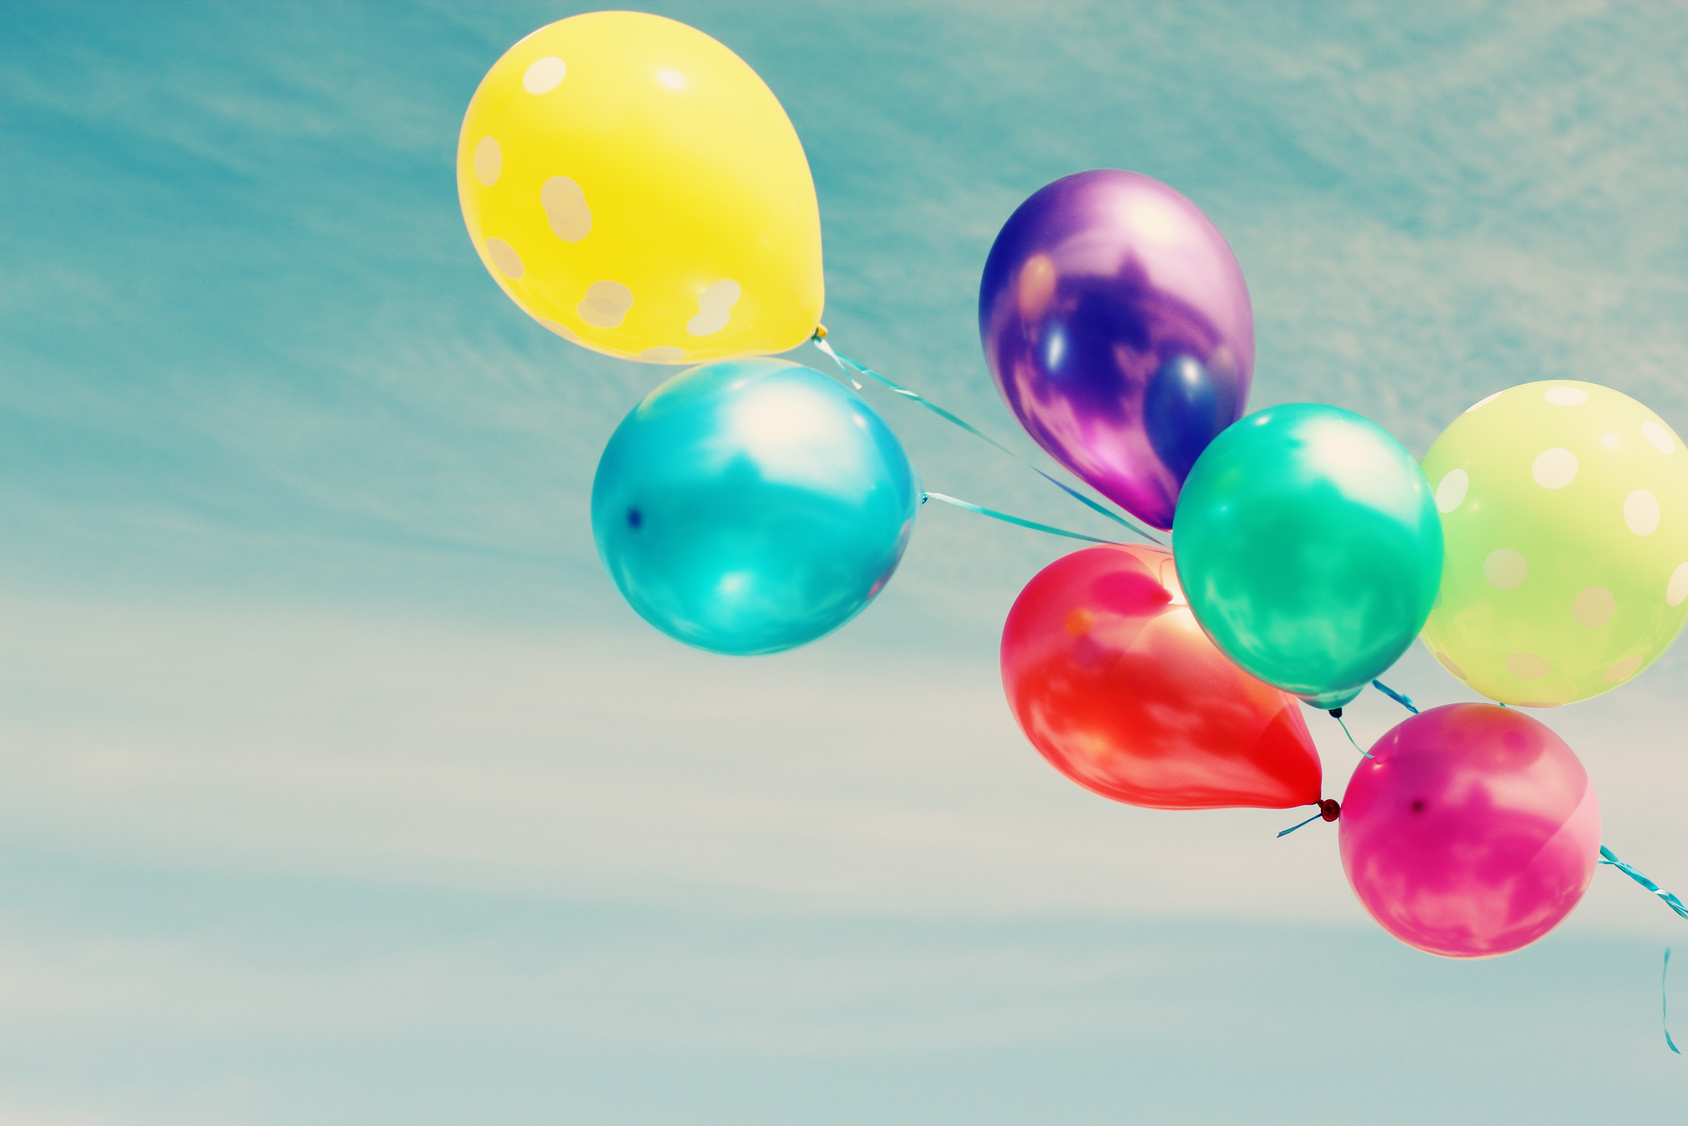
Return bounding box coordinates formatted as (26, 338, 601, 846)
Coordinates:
(1173, 403, 1443, 708)
(979, 170, 1254, 530)
(458, 12, 824, 364)
(1340, 704, 1600, 958)
(1421, 381, 1688, 706)
(592, 359, 917, 654)
(1001, 543, 1322, 810)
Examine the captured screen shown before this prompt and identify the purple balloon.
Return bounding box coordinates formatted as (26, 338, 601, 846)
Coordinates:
(978, 171, 1254, 530)
(1339, 704, 1600, 959)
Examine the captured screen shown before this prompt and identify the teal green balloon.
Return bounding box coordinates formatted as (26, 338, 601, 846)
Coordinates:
(592, 357, 919, 655)
(1172, 403, 1443, 707)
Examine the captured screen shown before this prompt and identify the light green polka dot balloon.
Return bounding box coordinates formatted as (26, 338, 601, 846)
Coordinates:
(1421, 380, 1688, 707)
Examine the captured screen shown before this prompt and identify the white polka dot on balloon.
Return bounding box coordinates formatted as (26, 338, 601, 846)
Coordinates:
(657, 69, 687, 89)
(1507, 652, 1551, 679)
(1465, 391, 1503, 413)
(641, 345, 686, 362)
(473, 137, 501, 187)
(1484, 548, 1528, 590)
(1669, 563, 1688, 607)
(1644, 420, 1676, 454)
(1571, 585, 1615, 628)
(1532, 448, 1578, 489)
(1624, 489, 1660, 536)
(540, 176, 592, 242)
(523, 57, 567, 94)
(1436, 469, 1469, 513)
(1544, 387, 1588, 406)
(1604, 655, 1644, 683)
(579, 280, 634, 328)
(484, 237, 524, 279)
(687, 279, 742, 336)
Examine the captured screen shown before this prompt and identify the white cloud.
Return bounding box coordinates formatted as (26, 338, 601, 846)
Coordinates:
(3, 589, 1685, 942)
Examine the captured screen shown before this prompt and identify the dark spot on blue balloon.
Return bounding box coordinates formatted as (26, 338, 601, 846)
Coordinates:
(1144, 354, 1233, 481)
(626, 507, 643, 529)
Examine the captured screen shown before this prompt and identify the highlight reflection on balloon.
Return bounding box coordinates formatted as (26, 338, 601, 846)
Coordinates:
(1339, 704, 1600, 958)
(592, 358, 918, 654)
(978, 170, 1254, 530)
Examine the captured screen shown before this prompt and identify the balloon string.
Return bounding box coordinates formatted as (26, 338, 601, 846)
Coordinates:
(921, 492, 1118, 544)
(811, 333, 1166, 546)
(1331, 712, 1373, 758)
(1598, 846, 1688, 1055)
(1599, 846, 1688, 922)
(1668, 949, 1681, 1056)
(1276, 812, 1323, 838)
(1276, 799, 1340, 838)
(1371, 679, 1419, 714)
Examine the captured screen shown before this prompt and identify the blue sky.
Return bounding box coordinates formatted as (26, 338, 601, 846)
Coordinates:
(2, 1, 1687, 1122)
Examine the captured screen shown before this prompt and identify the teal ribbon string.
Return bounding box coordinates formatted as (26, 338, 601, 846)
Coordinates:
(811, 335, 1165, 546)
(1331, 712, 1373, 758)
(1599, 846, 1688, 921)
(1371, 679, 1419, 714)
(921, 492, 1118, 544)
(1276, 811, 1323, 838)
(1667, 949, 1681, 1056)
(1599, 845, 1688, 1055)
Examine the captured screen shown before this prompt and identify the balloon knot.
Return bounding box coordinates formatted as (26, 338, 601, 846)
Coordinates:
(1320, 799, 1341, 822)
(811, 324, 828, 341)
(1328, 707, 1343, 719)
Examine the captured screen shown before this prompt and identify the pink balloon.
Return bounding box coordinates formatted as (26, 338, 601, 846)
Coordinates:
(1339, 704, 1600, 958)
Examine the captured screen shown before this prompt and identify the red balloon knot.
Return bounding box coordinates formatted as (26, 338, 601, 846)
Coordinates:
(1319, 799, 1341, 822)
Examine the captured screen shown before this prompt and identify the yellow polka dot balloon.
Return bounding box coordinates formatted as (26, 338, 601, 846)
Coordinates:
(456, 12, 824, 364)
(1421, 380, 1688, 706)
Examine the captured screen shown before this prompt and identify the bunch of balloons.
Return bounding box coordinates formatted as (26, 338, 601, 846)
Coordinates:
(459, 13, 1688, 965)
(982, 177, 1688, 958)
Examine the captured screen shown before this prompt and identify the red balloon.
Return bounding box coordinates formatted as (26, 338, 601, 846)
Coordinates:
(1001, 543, 1323, 810)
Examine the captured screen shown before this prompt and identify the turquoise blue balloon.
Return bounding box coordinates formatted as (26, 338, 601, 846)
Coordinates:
(1172, 403, 1443, 708)
(592, 358, 919, 655)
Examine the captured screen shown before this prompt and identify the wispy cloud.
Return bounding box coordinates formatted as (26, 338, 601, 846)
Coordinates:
(4, 590, 1685, 932)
